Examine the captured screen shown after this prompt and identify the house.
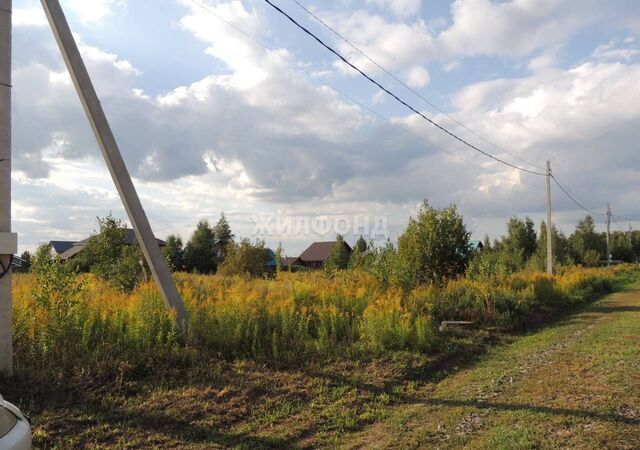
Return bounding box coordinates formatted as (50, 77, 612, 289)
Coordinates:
(58, 229, 166, 261)
(282, 256, 300, 270)
(295, 241, 352, 269)
(469, 240, 484, 252)
(49, 240, 76, 256)
(10, 255, 28, 273)
(264, 248, 277, 272)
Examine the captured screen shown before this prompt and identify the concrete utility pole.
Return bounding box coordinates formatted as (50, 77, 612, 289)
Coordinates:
(0, 0, 15, 376)
(606, 203, 611, 267)
(545, 160, 553, 275)
(40, 0, 188, 326)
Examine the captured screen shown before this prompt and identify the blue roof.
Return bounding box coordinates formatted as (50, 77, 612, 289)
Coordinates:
(469, 240, 484, 251)
(265, 248, 277, 266)
(49, 240, 76, 254)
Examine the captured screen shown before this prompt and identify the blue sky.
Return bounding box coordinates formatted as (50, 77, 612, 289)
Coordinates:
(9, 0, 640, 255)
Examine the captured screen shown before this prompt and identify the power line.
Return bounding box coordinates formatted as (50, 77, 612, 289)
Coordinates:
(611, 215, 625, 232)
(551, 175, 607, 216)
(612, 213, 638, 222)
(551, 174, 607, 216)
(184, 0, 541, 188)
(190, 0, 629, 223)
(551, 174, 638, 222)
(287, 0, 546, 173)
(262, 0, 547, 177)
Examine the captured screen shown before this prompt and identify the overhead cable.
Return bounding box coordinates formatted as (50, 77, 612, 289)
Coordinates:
(262, 0, 547, 176)
(185, 0, 541, 187)
(287, 0, 546, 173)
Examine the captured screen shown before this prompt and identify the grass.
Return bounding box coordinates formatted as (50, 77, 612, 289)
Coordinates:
(1, 265, 638, 448)
(341, 278, 640, 449)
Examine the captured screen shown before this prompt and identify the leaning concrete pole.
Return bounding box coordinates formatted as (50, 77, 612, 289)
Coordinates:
(40, 0, 188, 326)
(545, 161, 553, 275)
(0, 0, 15, 376)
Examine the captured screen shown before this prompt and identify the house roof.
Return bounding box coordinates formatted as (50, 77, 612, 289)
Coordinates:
(76, 229, 165, 247)
(298, 241, 352, 263)
(59, 228, 166, 260)
(469, 240, 484, 251)
(59, 245, 85, 260)
(264, 248, 277, 267)
(49, 240, 76, 255)
(283, 257, 299, 267)
(11, 255, 25, 269)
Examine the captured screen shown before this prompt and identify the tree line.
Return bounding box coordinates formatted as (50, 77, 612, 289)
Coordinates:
(21, 203, 639, 294)
(318, 202, 640, 289)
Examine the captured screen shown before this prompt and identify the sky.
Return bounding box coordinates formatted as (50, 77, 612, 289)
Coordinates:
(9, 0, 640, 256)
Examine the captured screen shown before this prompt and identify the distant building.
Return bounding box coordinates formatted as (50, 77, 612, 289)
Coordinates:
(294, 241, 353, 269)
(469, 240, 484, 252)
(282, 256, 300, 270)
(49, 240, 76, 256)
(56, 229, 165, 261)
(10, 255, 28, 273)
(264, 248, 277, 272)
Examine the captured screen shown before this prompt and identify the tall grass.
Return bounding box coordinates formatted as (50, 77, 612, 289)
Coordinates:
(10, 265, 637, 381)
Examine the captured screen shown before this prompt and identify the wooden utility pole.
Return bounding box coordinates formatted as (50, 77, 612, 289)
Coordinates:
(0, 0, 15, 376)
(40, 0, 188, 326)
(545, 160, 553, 275)
(606, 203, 611, 267)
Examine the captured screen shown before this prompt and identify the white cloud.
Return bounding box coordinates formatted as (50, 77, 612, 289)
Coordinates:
(10, 0, 640, 253)
(366, 0, 422, 18)
(13, 7, 47, 27)
(444, 60, 461, 72)
(63, 0, 125, 23)
(527, 51, 558, 72)
(320, 0, 640, 74)
(406, 66, 430, 88)
(592, 39, 640, 62)
(372, 90, 386, 104)
(326, 10, 433, 75)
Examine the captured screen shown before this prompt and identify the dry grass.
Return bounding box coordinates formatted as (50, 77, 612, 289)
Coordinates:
(2, 265, 637, 448)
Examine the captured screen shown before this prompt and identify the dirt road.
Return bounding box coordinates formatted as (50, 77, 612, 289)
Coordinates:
(343, 284, 640, 449)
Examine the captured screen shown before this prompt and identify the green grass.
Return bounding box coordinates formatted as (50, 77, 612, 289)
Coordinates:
(3, 270, 639, 448)
(340, 279, 640, 449)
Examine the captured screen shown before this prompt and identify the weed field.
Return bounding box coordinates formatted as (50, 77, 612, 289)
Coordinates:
(4, 265, 639, 448)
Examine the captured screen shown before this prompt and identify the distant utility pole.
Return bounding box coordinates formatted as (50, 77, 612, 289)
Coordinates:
(40, 0, 188, 327)
(546, 160, 553, 275)
(0, 0, 15, 376)
(606, 203, 611, 267)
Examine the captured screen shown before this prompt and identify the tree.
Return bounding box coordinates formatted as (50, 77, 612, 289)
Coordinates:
(610, 231, 634, 262)
(19, 250, 31, 273)
(482, 234, 492, 250)
(214, 212, 234, 246)
(466, 246, 524, 280)
(83, 215, 144, 292)
(366, 240, 398, 285)
(569, 215, 606, 264)
(31, 247, 84, 311)
(503, 216, 537, 261)
(163, 234, 185, 271)
(184, 220, 217, 274)
(396, 201, 470, 287)
(348, 235, 369, 268)
(631, 230, 640, 262)
(31, 243, 54, 275)
(275, 242, 284, 273)
(537, 220, 571, 266)
(218, 239, 269, 277)
(324, 235, 351, 272)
